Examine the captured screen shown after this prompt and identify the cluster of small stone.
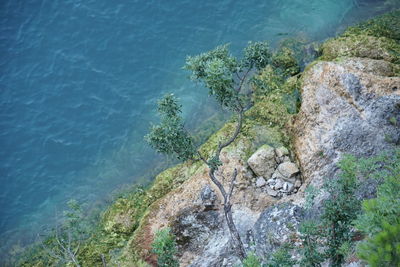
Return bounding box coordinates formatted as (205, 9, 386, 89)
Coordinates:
(247, 145, 301, 198)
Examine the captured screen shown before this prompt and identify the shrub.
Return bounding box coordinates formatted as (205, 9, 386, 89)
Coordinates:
(298, 155, 362, 267)
(265, 244, 296, 267)
(357, 222, 400, 267)
(152, 228, 179, 267)
(322, 155, 361, 266)
(242, 252, 261, 267)
(354, 149, 400, 266)
(271, 46, 300, 77)
(299, 221, 325, 267)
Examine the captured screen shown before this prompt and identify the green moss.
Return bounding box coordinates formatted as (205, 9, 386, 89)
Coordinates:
(343, 10, 400, 41)
(321, 34, 400, 63)
(321, 10, 400, 63)
(271, 46, 301, 76)
(77, 160, 204, 266)
(248, 68, 300, 137)
(252, 65, 284, 96)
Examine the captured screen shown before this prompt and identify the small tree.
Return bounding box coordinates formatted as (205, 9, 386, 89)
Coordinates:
(146, 42, 271, 261)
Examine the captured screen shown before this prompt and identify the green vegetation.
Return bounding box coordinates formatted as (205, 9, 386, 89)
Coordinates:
(147, 41, 277, 260)
(354, 149, 400, 267)
(18, 200, 93, 267)
(271, 47, 300, 77)
(298, 149, 400, 267)
(322, 155, 361, 266)
(299, 221, 325, 267)
(265, 244, 296, 267)
(151, 228, 179, 267)
(343, 10, 400, 40)
(242, 252, 262, 267)
(299, 156, 361, 267)
(357, 223, 400, 267)
(321, 10, 400, 64)
(145, 94, 197, 161)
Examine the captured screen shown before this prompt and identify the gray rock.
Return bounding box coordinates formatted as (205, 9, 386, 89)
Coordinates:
(294, 58, 400, 195)
(255, 177, 267, 187)
(275, 146, 289, 158)
(341, 73, 362, 101)
(273, 179, 283, 190)
(294, 179, 302, 188)
(253, 203, 304, 259)
(267, 178, 275, 185)
(275, 156, 283, 164)
(200, 185, 217, 207)
(282, 182, 294, 193)
(277, 162, 299, 182)
(248, 145, 277, 178)
(172, 207, 221, 253)
(243, 167, 255, 181)
(185, 209, 258, 267)
(266, 187, 278, 197)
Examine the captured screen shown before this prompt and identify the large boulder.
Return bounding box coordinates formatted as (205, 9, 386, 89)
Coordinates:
(276, 162, 299, 182)
(294, 57, 400, 189)
(252, 203, 304, 260)
(247, 145, 277, 179)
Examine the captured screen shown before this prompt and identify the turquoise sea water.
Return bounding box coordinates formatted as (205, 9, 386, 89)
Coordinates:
(0, 0, 398, 258)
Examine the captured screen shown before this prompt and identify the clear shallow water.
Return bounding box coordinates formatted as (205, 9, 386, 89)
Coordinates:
(0, 0, 398, 257)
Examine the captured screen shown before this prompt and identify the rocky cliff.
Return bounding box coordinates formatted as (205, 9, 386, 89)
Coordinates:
(78, 11, 400, 267)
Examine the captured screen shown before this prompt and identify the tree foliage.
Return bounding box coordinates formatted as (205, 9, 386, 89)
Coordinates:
(299, 156, 361, 267)
(322, 155, 361, 266)
(184, 42, 271, 109)
(265, 244, 296, 267)
(145, 94, 196, 161)
(242, 41, 271, 70)
(184, 44, 239, 108)
(357, 222, 400, 267)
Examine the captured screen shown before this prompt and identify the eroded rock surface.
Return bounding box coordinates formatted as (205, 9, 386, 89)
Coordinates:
(253, 203, 304, 260)
(294, 57, 400, 189)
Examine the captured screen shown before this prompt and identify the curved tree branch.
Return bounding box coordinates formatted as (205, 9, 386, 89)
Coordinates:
(199, 111, 247, 260)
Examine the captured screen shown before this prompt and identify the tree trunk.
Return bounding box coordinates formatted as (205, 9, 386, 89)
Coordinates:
(224, 202, 247, 260)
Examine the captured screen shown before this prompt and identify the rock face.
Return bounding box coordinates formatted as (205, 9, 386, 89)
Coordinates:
(118, 19, 400, 267)
(294, 57, 400, 189)
(125, 122, 283, 266)
(252, 203, 304, 259)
